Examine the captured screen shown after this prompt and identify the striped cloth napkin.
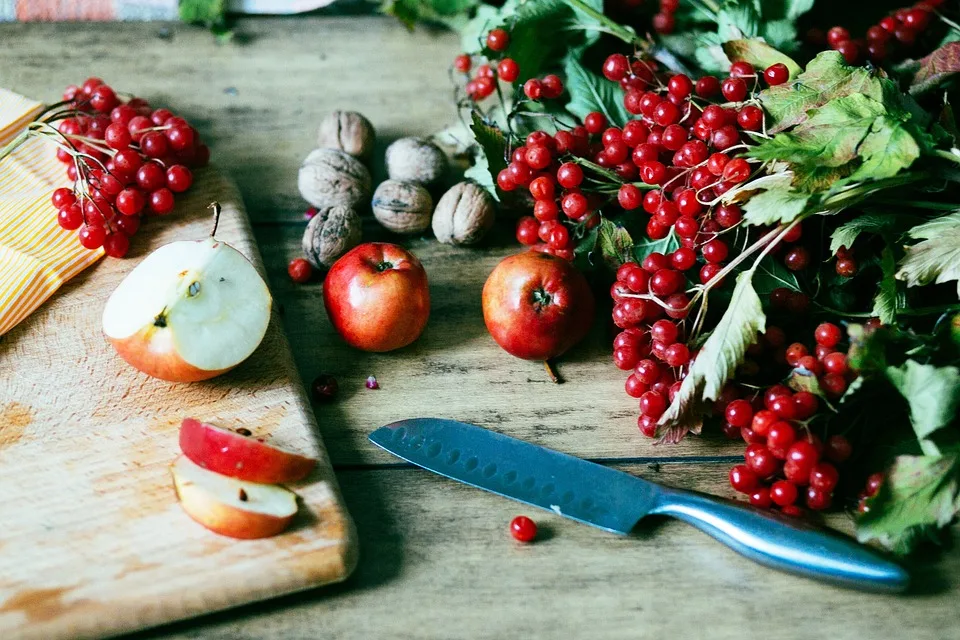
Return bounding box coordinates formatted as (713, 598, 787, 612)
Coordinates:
(0, 88, 104, 337)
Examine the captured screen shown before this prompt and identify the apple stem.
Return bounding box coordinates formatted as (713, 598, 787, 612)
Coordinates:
(208, 201, 222, 238)
(543, 360, 562, 384)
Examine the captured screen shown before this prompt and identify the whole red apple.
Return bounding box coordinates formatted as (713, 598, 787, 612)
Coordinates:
(323, 242, 430, 352)
(482, 250, 595, 360)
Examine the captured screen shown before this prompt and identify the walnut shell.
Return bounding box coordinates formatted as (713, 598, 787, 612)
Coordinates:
(317, 110, 375, 159)
(431, 181, 496, 246)
(385, 137, 447, 186)
(301, 205, 362, 269)
(371, 180, 433, 235)
(297, 148, 371, 211)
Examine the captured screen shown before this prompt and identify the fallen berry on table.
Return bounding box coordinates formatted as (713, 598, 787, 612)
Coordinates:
(288, 257, 313, 284)
(510, 515, 537, 542)
(365, 375, 380, 390)
(311, 374, 339, 402)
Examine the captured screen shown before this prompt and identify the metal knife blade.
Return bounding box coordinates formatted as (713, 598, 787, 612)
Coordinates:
(370, 417, 910, 593)
(369, 417, 658, 534)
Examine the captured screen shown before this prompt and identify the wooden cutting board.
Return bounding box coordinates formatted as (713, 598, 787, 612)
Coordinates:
(0, 167, 357, 640)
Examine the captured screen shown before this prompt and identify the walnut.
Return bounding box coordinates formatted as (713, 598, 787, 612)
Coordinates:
(431, 181, 496, 246)
(297, 148, 371, 211)
(301, 205, 362, 269)
(317, 111, 375, 159)
(371, 180, 433, 235)
(385, 137, 447, 186)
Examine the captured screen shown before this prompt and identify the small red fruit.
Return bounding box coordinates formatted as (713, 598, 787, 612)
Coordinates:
(288, 258, 313, 284)
(510, 515, 537, 542)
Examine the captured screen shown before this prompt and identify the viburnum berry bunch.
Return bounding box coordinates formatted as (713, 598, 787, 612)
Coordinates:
(0, 77, 209, 258)
(809, 0, 946, 64)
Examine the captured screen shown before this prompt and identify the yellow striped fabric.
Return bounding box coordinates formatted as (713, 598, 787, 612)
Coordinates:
(0, 88, 104, 337)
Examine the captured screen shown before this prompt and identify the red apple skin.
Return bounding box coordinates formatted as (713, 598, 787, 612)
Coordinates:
(179, 418, 317, 484)
(323, 243, 430, 352)
(482, 250, 595, 360)
(108, 327, 234, 382)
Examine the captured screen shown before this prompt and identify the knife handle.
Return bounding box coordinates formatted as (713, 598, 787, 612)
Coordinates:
(651, 488, 909, 593)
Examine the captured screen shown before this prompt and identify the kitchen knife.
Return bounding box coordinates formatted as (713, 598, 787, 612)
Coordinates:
(369, 418, 909, 593)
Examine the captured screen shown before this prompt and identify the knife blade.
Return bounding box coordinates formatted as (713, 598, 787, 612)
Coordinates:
(370, 418, 910, 593)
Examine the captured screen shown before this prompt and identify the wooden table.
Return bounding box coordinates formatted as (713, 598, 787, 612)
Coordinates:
(2, 16, 958, 639)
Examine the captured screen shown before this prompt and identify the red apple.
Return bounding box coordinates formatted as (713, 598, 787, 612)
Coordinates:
(323, 242, 430, 352)
(179, 417, 316, 484)
(482, 250, 595, 360)
(171, 456, 298, 539)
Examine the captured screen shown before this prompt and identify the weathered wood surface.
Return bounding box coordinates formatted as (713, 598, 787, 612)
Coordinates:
(1, 16, 958, 640)
(0, 169, 355, 640)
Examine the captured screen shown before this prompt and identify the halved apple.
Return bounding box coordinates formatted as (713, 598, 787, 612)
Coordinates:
(171, 456, 298, 539)
(102, 217, 272, 382)
(179, 417, 317, 484)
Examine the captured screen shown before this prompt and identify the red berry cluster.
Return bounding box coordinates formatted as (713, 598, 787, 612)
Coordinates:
(50, 77, 208, 257)
(834, 245, 858, 278)
(810, 0, 945, 63)
(454, 29, 565, 103)
(720, 322, 860, 514)
(510, 55, 791, 262)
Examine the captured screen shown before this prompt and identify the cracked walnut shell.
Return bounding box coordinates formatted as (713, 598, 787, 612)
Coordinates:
(431, 181, 496, 246)
(298, 148, 371, 211)
(317, 110, 375, 159)
(371, 180, 433, 235)
(385, 137, 447, 186)
(301, 205, 362, 269)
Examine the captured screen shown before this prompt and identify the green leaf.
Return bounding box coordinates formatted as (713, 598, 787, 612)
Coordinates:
(846, 323, 889, 373)
(596, 219, 633, 269)
(760, 19, 798, 52)
(467, 112, 508, 201)
(886, 361, 960, 440)
(872, 245, 899, 325)
(740, 173, 810, 224)
(564, 50, 630, 127)
(759, 51, 886, 133)
(717, 0, 760, 41)
(632, 229, 680, 264)
(179, 0, 226, 24)
(658, 272, 766, 440)
(382, 0, 478, 28)
(829, 212, 921, 253)
(753, 254, 800, 296)
(896, 211, 960, 296)
(857, 453, 960, 554)
(910, 42, 960, 95)
(722, 39, 800, 77)
(749, 94, 920, 192)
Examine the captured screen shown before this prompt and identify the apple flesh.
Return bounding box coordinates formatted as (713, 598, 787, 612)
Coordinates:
(171, 456, 298, 539)
(102, 235, 272, 382)
(323, 242, 429, 352)
(179, 417, 316, 484)
(482, 250, 595, 360)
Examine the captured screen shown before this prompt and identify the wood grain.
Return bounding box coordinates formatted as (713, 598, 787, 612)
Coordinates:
(131, 464, 960, 640)
(0, 169, 355, 640)
(1, 15, 958, 640)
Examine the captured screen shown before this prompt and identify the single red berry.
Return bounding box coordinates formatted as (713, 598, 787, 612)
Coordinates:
(639, 390, 667, 419)
(770, 480, 798, 507)
(603, 54, 631, 81)
(815, 322, 842, 348)
(764, 63, 789, 86)
(729, 61, 755, 78)
(523, 79, 542, 100)
(729, 464, 760, 494)
(453, 54, 471, 73)
(515, 216, 540, 245)
(737, 105, 763, 132)
(497, 58, 519, 83)
(90, 84, 119, 112)
(115, 188, 146, 216)
(486, 28, 510, 52)
(750, 487, 773, 509)
(618, 184, 642, 210)
(51, 187, 76, 209)
(784, 246, 810, 271)
(836, 40, 860, 64)
(827, 26, 851, 48)
(583, 112, 607, 134)
(667, 74, 693, 99)
(57, 203, 83, 230)
(510, 515, 537, 542)
(103, 232, 130, 258)
(148, 188, 176, 215)
(166, 165, 193, 193)
(288, 257, 313, 283)
(695, 75, 720, 97)
(721, 77, 747, 102)
(78, 224, 107, 250)
(561, 192, 588, 219)
(556, 162, 583, 189)
(793, 391, 819, 419)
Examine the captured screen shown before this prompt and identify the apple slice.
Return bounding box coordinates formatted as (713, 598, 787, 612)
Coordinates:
(102, 203, 272, 383)
(179, 417, 317, 484)
(171, 456, 298, 539)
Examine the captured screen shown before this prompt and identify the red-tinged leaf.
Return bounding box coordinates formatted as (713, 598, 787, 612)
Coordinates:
(911, 42, 960, 95)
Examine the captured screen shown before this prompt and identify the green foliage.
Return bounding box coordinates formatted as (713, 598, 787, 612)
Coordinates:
(466, 112, 508, 200)
(897, 211, 960, 296)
